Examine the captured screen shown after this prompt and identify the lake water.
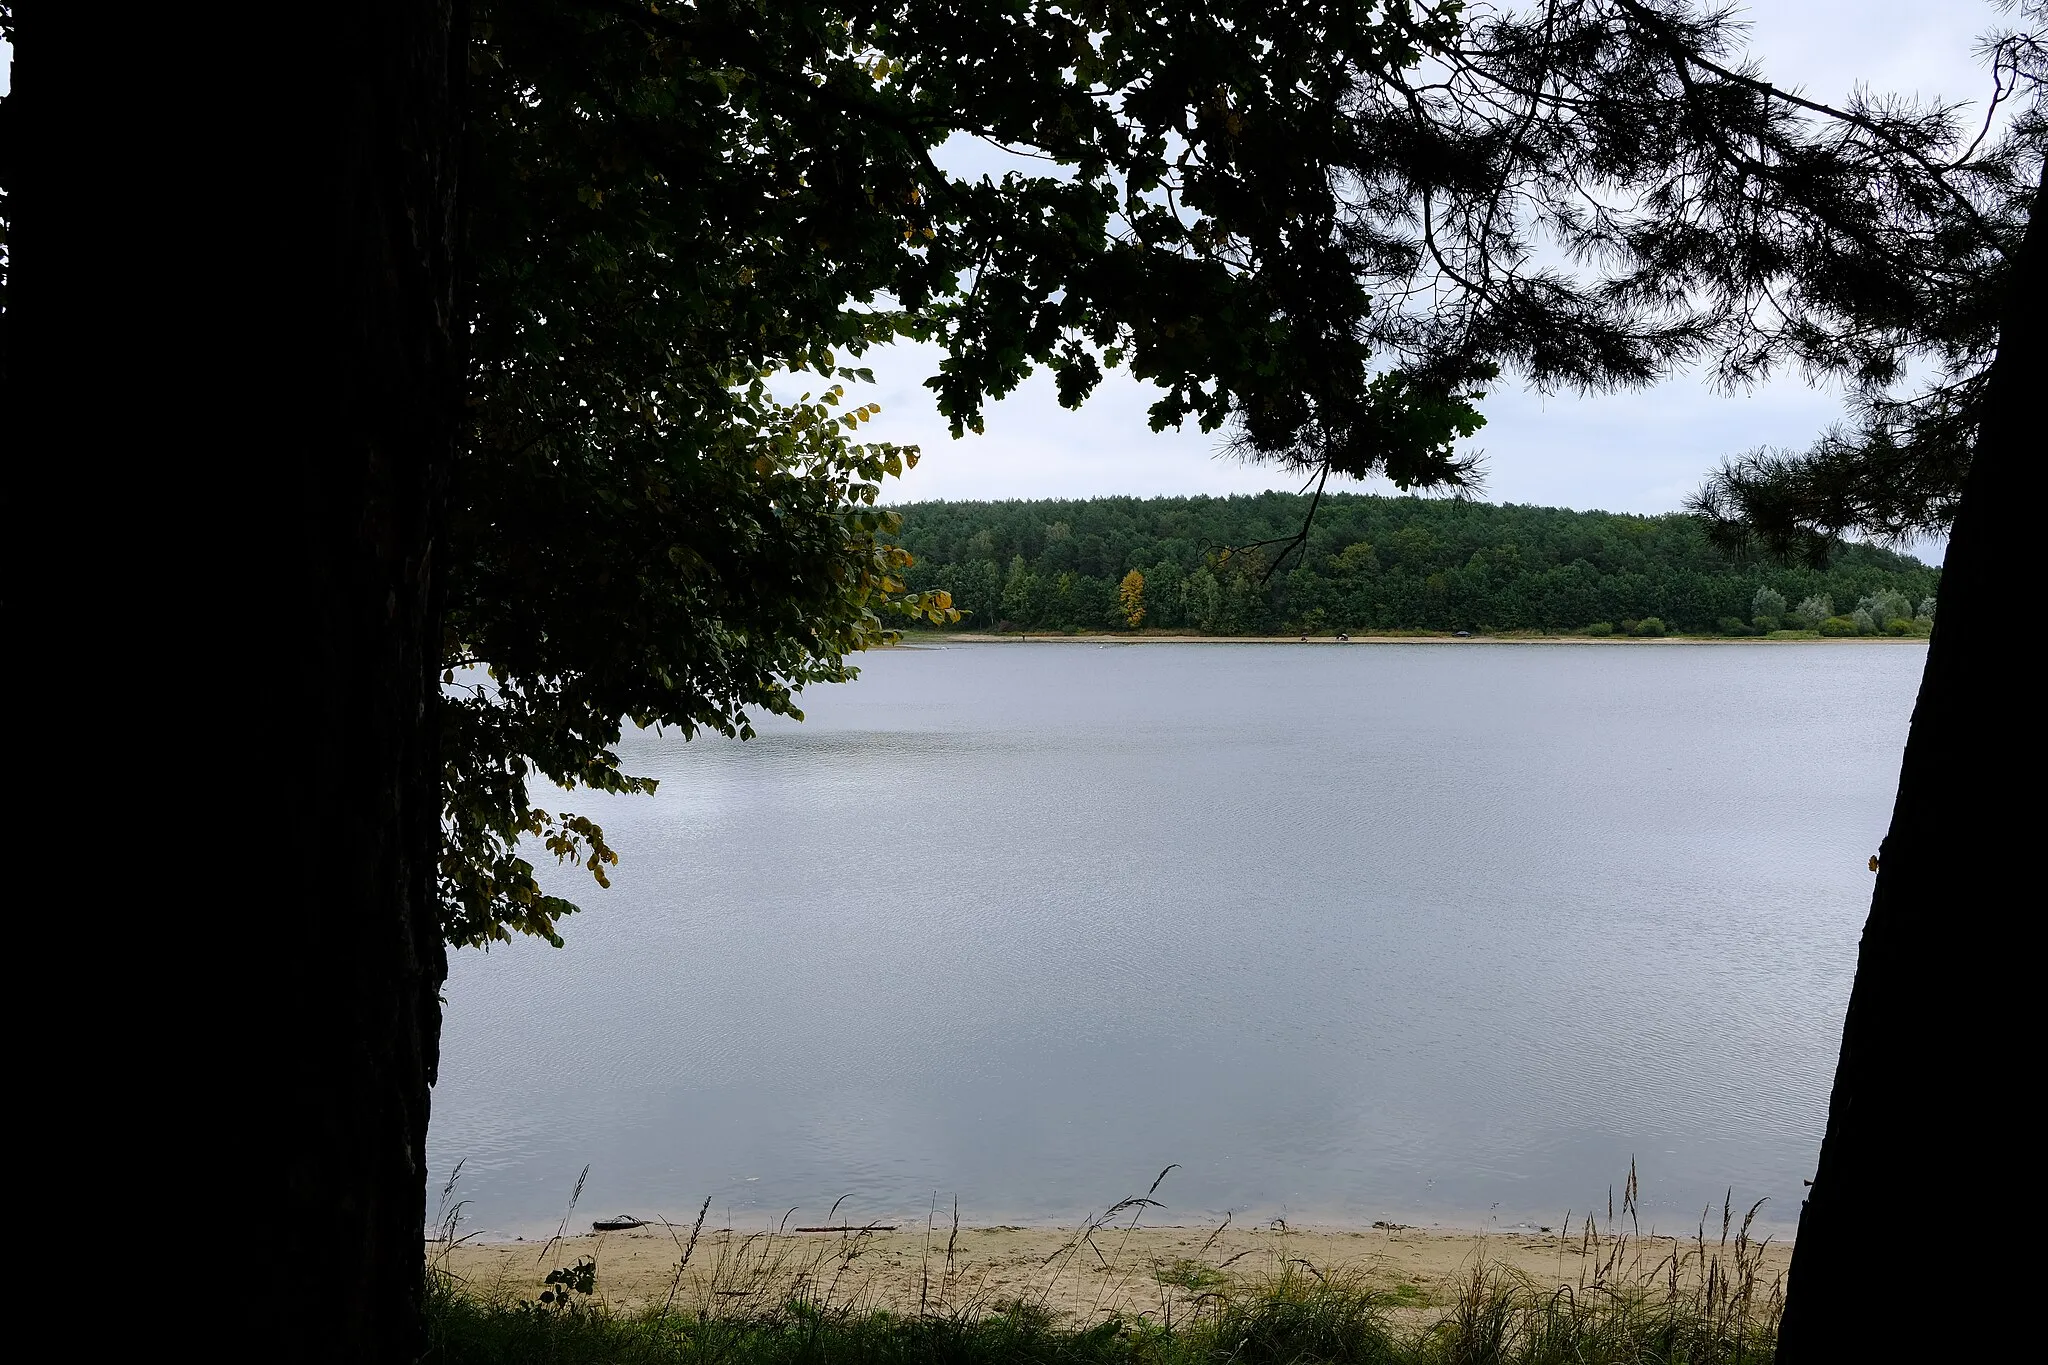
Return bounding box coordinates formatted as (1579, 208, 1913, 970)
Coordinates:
(429, 642, 1923, 1240)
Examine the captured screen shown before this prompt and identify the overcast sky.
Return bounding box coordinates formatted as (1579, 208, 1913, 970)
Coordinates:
(0, 3, 1992, 548)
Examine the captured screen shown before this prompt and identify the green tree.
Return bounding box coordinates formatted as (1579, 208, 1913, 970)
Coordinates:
(1145, 560, 1187, 629)
(1751, 585, 1787, 628)
(954, 559, 1002, 624)
(1336, 540, 1382, 578)
(1791, 594, 1835, 629)
(1858, 589, 1916, 628)
(1000, 555, 1039, 629)
(1182, 567, 1223, 632)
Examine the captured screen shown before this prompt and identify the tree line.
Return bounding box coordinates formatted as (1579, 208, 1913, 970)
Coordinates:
(890, 493, 1940, 636)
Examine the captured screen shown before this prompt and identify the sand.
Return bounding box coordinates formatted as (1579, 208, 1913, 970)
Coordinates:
(916, 633, 1917, 645)
(434, 1217, 1793, 1326)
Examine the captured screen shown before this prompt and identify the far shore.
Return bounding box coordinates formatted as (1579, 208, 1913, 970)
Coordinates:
(902, 630, 1926, 646)
(435, 1219, 1794, 1325)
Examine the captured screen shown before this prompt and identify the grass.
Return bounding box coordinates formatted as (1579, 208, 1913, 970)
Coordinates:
(425, 1171, 1785, 1365)
(1154, 1260, 1227, 1294)
(424, 1261, 1782, 1365)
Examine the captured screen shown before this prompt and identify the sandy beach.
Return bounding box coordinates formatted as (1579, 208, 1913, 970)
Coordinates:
(435, 1218, 1793, 1325)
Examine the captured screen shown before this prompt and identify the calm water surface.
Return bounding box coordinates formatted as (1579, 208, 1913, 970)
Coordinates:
(430, 643, 1923, 1238)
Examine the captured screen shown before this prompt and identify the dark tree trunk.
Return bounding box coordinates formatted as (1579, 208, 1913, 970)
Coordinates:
(1775, 181, 2042, 1357)
(10, 6, 461, 1356)
(256, 3, 466, 1359)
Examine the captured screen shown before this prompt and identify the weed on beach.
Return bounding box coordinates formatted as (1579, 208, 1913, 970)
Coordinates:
(425, 1167, 1784, 1365)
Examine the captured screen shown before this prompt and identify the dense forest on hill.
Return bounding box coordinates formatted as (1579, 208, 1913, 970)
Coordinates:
(890, 493, 1940, 636)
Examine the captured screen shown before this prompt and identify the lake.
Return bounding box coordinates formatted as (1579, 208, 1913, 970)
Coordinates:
(429, 641, 1923, 1240)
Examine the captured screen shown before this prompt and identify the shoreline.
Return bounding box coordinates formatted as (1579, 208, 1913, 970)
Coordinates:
(435, 1219, 1794, 1322)
(903, 631, 1925, 646)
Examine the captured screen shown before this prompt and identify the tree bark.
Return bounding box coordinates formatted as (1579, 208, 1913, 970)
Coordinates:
(268, 3, 465, 1359)
(8, 5, 461, 1355)
(1775, 178, 2042, 1358)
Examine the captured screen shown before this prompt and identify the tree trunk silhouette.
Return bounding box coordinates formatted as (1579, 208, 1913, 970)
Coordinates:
(270, 3, 464, 1360)
(1776, 176, 2042, 1359)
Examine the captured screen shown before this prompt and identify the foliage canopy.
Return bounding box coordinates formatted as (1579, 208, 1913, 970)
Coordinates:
(441, 0, 2042, 947)
(444, 0, 1499, 946)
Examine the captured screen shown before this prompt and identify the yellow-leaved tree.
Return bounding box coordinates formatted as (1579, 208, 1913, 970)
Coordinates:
(1119, 569, 1146, 629)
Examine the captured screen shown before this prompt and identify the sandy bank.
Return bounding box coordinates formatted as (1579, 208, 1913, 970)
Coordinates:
(917, 632, 1921, 645)
(435, 1219, 1792, 1325)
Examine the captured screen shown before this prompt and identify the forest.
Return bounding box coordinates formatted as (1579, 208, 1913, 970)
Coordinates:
(891, 492, 1940, 637)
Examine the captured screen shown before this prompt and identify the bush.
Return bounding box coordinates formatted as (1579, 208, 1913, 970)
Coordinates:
(1818, 615, 1860, 637)
(1750, 613, 1780, 633)
(1884, 618, 1913, 636)
(1858, 589, 1915, 626)
(1617, 618, 1639, 635)
(1791, 594, 1834, 629)
(1851, 608, 1879, 635)
(1717, 616, 1750, 635)
(1631, 616, 1666, 637)
(1751, 585, 1787, 625)
(1584, 621, 1614, 637)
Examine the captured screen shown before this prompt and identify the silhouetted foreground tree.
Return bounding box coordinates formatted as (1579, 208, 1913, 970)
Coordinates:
(262, 7, 465, 1362)
(8, 4, 463, 1362)
(1772, 172, 2039, 1364)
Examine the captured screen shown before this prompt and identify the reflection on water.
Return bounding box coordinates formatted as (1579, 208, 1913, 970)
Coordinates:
(430, 642, 1922, 1238)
